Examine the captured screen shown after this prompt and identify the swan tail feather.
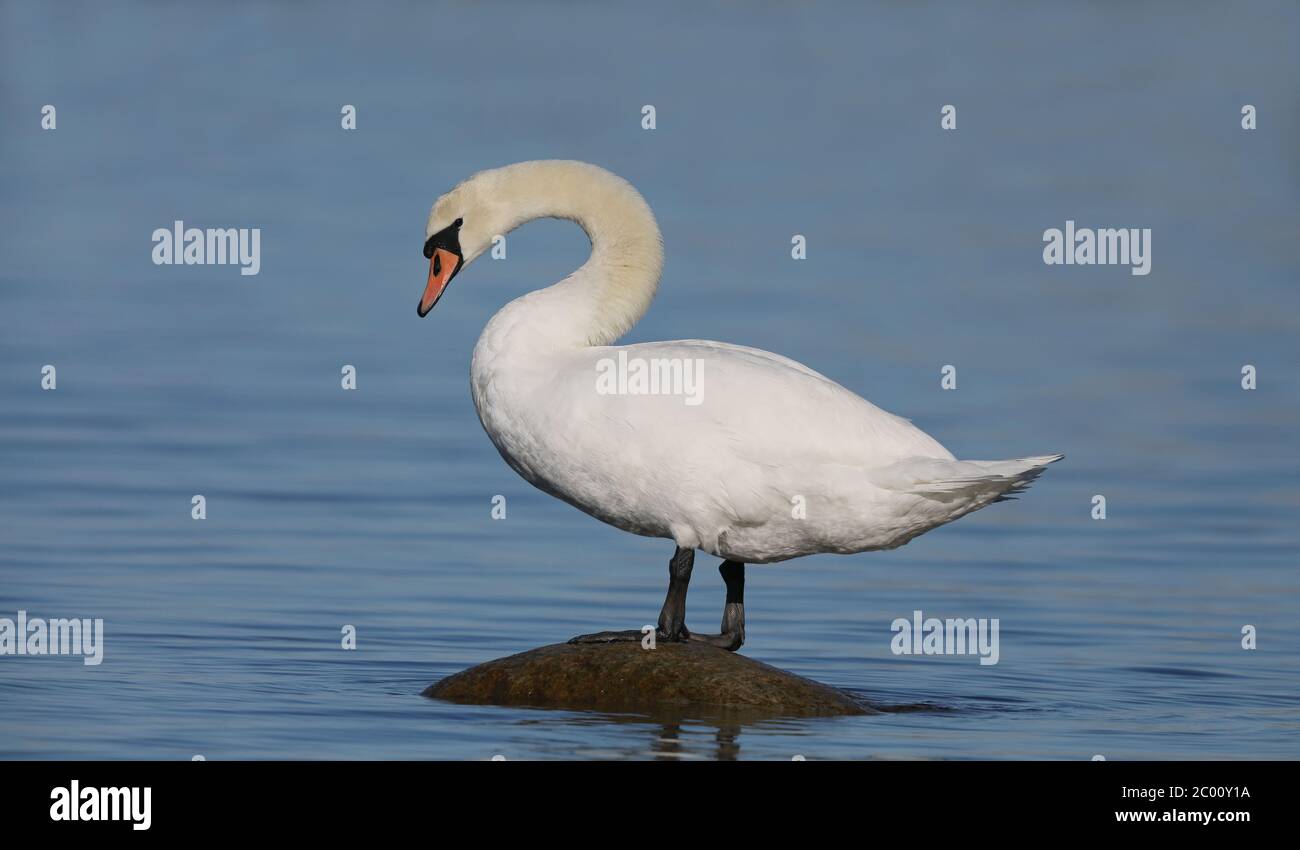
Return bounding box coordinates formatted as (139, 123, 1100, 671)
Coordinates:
(881, 453, 1064, 502)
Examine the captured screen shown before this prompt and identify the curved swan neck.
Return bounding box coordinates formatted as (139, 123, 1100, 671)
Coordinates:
(476, 161, 664, 348)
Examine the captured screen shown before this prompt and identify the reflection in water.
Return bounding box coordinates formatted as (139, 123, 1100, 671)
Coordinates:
(652, 722, 739, 761)
(444, 695, 951, 761)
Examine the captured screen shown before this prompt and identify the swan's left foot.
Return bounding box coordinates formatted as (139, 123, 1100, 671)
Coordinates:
(688, 560, 745, 652)
(567, 627, 688, 645)
(568, 547, 696, 646)
(568, 629, 646, 645)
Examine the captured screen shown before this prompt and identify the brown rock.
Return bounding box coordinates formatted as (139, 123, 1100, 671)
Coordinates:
(424, 641, 870, 718)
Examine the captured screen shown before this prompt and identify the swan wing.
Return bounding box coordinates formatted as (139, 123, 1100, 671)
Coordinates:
(598, 339, 956, 467)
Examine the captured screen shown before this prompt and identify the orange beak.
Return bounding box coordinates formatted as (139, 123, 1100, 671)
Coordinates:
(418, 247, 461, 317)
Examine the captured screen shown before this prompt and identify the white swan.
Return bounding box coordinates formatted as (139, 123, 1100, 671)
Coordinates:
(419, 160, 1060, 650)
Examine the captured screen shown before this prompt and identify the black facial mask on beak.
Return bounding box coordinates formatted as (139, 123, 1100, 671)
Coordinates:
(418, 217, 465, 317)
(424, 217, 464, 260)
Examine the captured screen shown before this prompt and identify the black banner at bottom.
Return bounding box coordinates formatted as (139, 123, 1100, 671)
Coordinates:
(1, 760, 1280, 836)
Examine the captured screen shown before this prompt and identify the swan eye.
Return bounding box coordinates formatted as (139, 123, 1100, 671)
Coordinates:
(424, 218, 465, 259)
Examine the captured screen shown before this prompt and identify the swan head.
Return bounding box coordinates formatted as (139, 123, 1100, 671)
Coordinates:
(417, 161, 664, 332)
(418, 172, 502, 317)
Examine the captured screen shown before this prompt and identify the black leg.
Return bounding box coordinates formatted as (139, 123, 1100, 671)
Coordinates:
(569, 546, 695, 645)
(656, 546, 694, 640)
(689, 560, 745, 651)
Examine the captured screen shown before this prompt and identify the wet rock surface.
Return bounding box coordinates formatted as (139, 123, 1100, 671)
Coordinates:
(424, 641, 869, 718)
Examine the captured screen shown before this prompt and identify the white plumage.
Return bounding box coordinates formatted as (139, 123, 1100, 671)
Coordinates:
(424, 160, 1060, 565)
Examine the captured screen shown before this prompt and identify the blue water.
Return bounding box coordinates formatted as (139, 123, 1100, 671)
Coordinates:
(2, 2, 1298, 760)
